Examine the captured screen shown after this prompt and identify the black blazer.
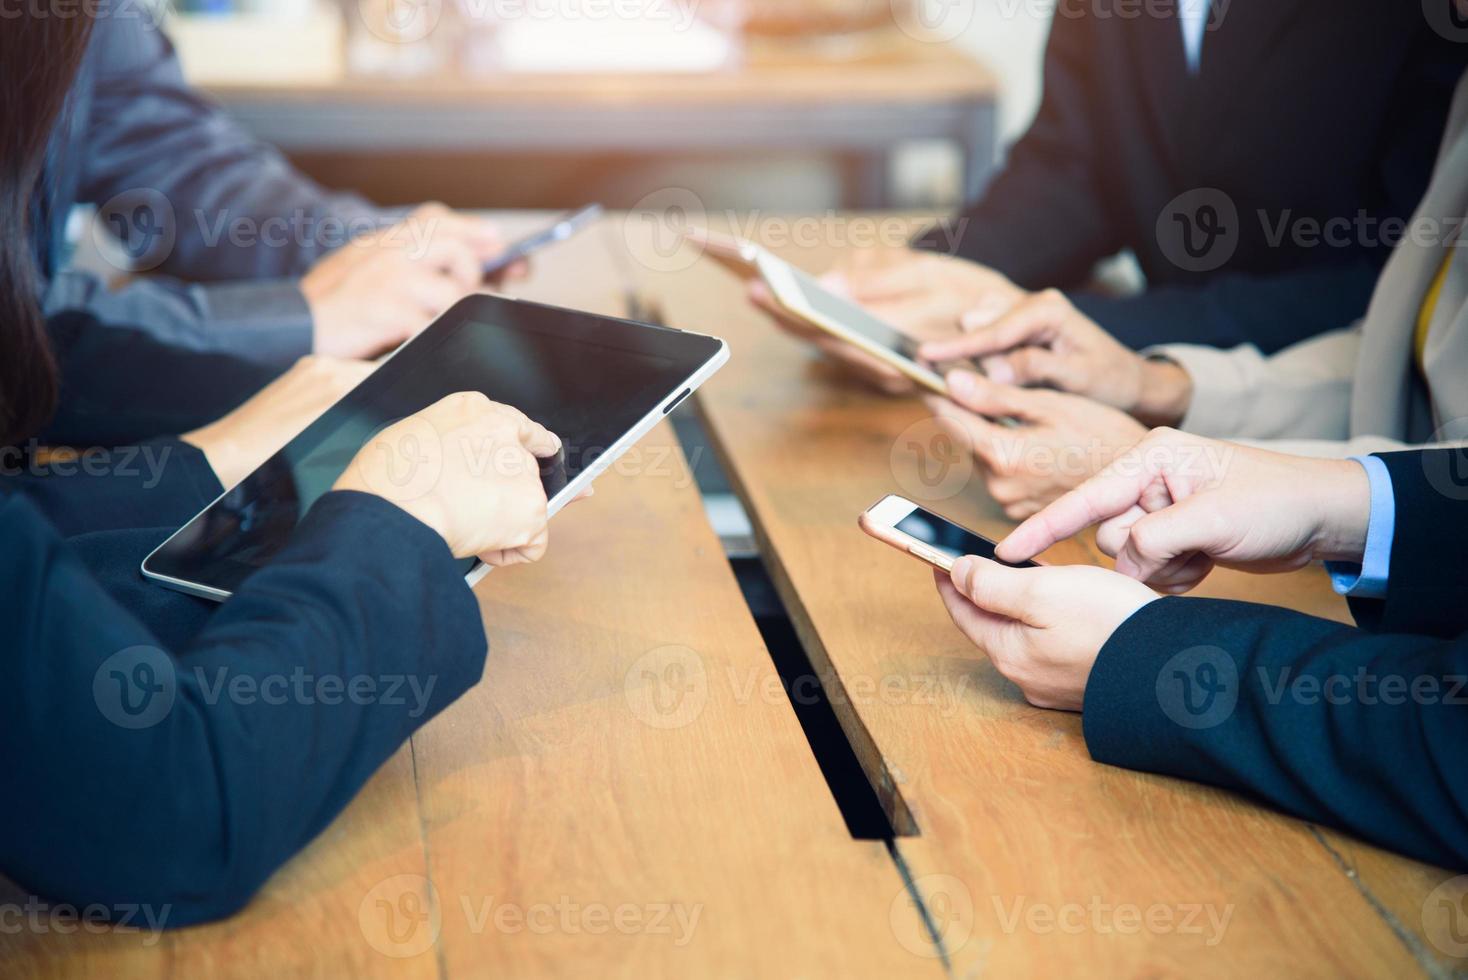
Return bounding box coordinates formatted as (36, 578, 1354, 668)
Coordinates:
(919, 1, 1466, 353)
(0, 441, 488, 926)
(1084, 448, 1468, 871)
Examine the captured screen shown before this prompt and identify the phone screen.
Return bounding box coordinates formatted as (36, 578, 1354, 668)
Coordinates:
(894, 506, 1038, 568)
(786, 264, 919, 359)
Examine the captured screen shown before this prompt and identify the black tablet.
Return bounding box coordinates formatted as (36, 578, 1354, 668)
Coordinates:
(142, 294, 728, 600)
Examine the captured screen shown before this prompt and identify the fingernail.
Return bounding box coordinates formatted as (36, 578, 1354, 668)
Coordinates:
(946, 370, 979, 396)
(950, 555, 975, 584)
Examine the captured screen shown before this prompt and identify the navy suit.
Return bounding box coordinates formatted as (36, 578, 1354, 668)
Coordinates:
(37, 3, 384, 367)
(0, 441, 487, 926)
(1085, 448, 1468, 870)
(918, 1, 1465, 353)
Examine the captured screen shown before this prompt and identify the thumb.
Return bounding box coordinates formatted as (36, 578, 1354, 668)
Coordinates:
(950, 556, 1037, 624)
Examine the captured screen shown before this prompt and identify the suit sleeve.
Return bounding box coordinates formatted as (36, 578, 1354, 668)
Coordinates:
(0, 490, 486, 927)
(1155, 325, 1360, 442)
(56, 12, 393, 363)
(912, 11, 1121, 287)
(1084, 596, 1468, 871)
(1347, 448, 1468, 638)
(2, 437, 223, 539)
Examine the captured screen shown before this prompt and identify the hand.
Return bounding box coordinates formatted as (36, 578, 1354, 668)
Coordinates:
(303, 204, 523, 360)
(747, 249, 1024, 396)
(997, 428, 1373, 593)
(333, 392, 559, 566)
(917, 289, 1193, 425)
(182, 356, 375, 488)
(925, 369, 1148, 519)
(935, 557, 1157, 711)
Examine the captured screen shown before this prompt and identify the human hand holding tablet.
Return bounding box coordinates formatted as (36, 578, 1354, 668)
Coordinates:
(144, 294, 727, 600)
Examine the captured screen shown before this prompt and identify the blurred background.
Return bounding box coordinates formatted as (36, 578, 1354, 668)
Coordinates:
(154, 0, 1049, 212)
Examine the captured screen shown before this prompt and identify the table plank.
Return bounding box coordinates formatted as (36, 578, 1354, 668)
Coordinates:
(635, 213, 1441, 976)
(412, 422, 941, 976)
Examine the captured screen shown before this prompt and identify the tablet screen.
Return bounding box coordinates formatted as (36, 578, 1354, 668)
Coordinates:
(146, 295, 723, 594)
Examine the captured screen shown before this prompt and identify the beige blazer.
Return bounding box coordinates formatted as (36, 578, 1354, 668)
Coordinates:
(1158, 71, 1468, 456)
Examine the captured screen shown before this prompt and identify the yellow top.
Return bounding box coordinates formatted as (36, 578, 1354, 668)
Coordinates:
(1416, 256, 1452, 371)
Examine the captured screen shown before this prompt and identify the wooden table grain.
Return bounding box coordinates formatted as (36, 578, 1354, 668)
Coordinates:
(631, 211, 1468, 978)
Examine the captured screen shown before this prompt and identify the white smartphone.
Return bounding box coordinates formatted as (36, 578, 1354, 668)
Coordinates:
(858, 494, 1039, 574)
(684, 226, 947, 396)
(753, 251, 949, 397)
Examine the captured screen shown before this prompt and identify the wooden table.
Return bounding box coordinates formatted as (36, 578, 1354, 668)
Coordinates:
(0, 220, 942, 977)
(627, 212, 1468, 978)
(202, 30, 998, 208)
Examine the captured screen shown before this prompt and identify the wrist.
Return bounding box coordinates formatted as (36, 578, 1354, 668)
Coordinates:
(1309, 459, 1372, 562)
(180, 424, 243, 488)
(1133, 358, 1193, 427)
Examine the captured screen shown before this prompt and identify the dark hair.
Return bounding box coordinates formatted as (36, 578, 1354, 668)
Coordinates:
(0, 16, 94, 446)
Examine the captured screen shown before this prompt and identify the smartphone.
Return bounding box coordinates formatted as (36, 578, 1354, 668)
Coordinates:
(682, 226, 766, 279)
(484, 204, 603, 277)
(753, 251, 949, 397)
(858, 494, 1039, 574)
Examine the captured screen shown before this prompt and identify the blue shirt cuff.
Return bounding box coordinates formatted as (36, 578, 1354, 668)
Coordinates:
(1325, 455, 1394, 599)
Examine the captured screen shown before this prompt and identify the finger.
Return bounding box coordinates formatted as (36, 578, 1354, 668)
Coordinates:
(922, 393, 1007, 470)
(918, 292, 1064, 362)
(997, 440, 1165, 561)
(1144, 551, 1214, 593)
(437, 239, 483, 291)
(949, 556, 1041, 625)
(985, 347, 1082, 391)
(516, 417, 562, 458)
(935, 571, 1016, 652)
(942, 370, 1041, 422)
(1113, 494, 1218, 582)
(488, 258, 531, 284)
(409, 273, 469, 315)
(1093, 504, 1147, 558)
(841, 262, 926, 303)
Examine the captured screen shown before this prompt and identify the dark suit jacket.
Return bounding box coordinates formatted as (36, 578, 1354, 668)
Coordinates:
(1085, 448, 1468, 870)
(36, 3, 384, 366)
(0, 442, 487, 926)
(918, 1, 1466, 353)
